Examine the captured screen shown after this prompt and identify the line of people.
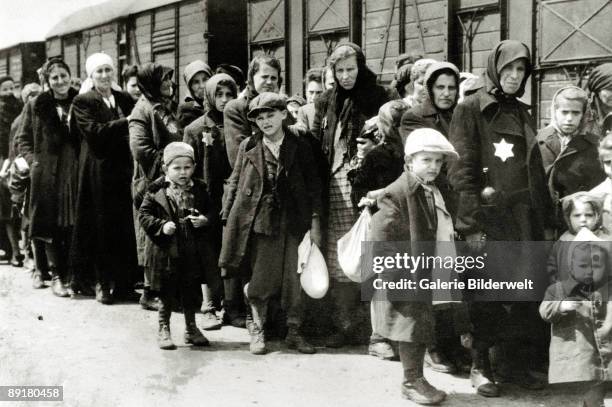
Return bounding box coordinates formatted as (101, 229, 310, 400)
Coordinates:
(1, 38, 612, 406)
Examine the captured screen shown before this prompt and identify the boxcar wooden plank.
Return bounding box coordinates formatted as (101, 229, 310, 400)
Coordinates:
(364, 8, 400, 29)
(364, 25, 400, 45)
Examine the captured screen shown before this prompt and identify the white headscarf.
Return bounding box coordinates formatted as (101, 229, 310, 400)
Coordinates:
(80, 53, 121, 94)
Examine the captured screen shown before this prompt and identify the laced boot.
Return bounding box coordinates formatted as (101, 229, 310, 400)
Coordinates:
(285, 326, 315, 354)
(184, 312, 209, 346)
(95, 283, 113, 305)
(399, 342, 446, 405)
(248, 300, 267, 355)
(51, 275, 69, 297)
(157, 303, 176, 350)
(470, 348, 500, 397)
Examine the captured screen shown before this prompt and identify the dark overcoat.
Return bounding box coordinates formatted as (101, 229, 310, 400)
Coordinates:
(69, 89, 136, 280)
(218, 130, 322, 274)
(368, 170, 437, 343)
(448, 88, 554, 239)
(537, 125, 606, 228)
(399, 98, 452, 142)
(138, 177, 220, 292)
(17, 89, 79, 239)
(177, 96, 204, 130)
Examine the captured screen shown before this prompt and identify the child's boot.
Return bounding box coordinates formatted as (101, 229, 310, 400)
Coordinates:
(470, 347, 499, 397)
(184, 311, 209, 346)
(158, 302, 176, 350)
(248, 300, 267, 355)
(399, 342, 446, 405)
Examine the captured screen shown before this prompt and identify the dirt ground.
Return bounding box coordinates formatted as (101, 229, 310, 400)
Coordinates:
(0, 265, 608, 407)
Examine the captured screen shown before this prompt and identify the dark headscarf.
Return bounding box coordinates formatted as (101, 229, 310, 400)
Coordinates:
(204, 73, 237, 122)
(424, 61, 460, 110)
(485, 40, 531, 98)
(585, 63, 612, 132)
(137, 62, 174, 104)
(329, 42, 380, 121)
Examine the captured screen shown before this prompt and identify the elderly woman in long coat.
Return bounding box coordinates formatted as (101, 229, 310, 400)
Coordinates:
(448, 40, 554, 396)
(70, 53, 137, 304)
(311, 42, 389, 347)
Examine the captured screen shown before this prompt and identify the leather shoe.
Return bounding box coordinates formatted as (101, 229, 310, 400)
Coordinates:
(368, 341, 396, 360)
(32, 272, 45, 289)
(158, 324, 176, 350)
(286, 328, 316, 354)
(401, 377, 446, 405)
(200, 311, 222, 331)
(425, 349, 456, 373)
(139, 292, 160, 311)
(51, 276, 69, 297)
(184, 323, 210, 346)
(470, 368, 500, 397)
(95, 284, 113, 305)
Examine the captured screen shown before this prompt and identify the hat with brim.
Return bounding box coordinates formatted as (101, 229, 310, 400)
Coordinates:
(247, 92, 287, 120)
(404, 128, 459, 160)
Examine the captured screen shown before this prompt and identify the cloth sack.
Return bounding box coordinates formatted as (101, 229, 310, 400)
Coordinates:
(297, 231, 329, 299)
(337, 208, 371, 282)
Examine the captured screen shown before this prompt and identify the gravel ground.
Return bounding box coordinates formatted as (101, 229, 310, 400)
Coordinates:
(0, 265, 607, 407)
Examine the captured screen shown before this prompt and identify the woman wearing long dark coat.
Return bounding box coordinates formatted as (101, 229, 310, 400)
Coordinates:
(17, 58, 79, 297)
(129, 62, 181, 310)
(70, 53, 137, 304)
(311, 42, 389, 346)
(448, 40, 554, 396)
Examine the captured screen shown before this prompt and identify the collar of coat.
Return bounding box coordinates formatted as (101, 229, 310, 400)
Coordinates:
(536, 124, 600, 147)
(477, 88, 531, 114)
(34, 88, 78, 120)
(244, 128, 299, 178)
(146, 175, 206, 215)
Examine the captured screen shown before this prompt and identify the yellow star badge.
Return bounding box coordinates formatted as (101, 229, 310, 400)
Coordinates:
(493, 138, 514, 162)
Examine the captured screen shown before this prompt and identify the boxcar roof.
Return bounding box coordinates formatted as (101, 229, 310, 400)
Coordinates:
(46, 0, 182, 38)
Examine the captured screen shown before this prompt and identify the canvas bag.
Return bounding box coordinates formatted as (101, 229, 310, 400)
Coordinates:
(297, 231, 329, 299)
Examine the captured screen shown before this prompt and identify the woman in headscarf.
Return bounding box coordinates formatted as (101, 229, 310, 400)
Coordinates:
(224, 54, 289, 168)
(0, 75, 23, 266)
(183, 72, 237, 329)
(70, 52, 137, 304)
(584, 63, 612, 138)
(403, 59, 436, 108)
(17, 58, 79, 297)
(128, 62, 180, 310)
(448, 40, 554, 397)
(311, 42, 389, 347)
(177, 60, 213, 129)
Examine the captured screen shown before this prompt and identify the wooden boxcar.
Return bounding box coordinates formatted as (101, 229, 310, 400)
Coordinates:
(45, 0, 247, 102)
(0, 42, 47, 92)
(41, 0, 612, 127)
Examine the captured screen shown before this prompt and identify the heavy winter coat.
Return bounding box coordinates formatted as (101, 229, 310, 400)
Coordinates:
(138, 177, 220, 292)
(368, 170, 438, 343)
(448, 87, 554, 239)
(17, 89, 79, 238)
(540, 282, 612, 383)
(69, 89, 136, 277)
(218, 130, 322, 274)
(129, 95, 181, 187)
(538, 126, 606, 229)
(0, 94, 23, 159)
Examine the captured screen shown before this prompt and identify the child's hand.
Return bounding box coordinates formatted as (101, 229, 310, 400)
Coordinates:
(162, 221, 176, 235)
(189, 214, 208, 228)
(560, 300, 581, 312)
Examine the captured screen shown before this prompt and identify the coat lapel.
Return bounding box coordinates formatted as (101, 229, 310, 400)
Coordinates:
(154, 188, 174, 219)
(244, 138, 264, 178)
(278, 133, 297, 177)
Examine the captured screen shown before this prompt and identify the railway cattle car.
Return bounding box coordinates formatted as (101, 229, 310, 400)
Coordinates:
(45, 0, 248, 102)
(0, 42, 46, 93)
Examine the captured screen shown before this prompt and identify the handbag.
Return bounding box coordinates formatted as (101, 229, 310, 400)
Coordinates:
(337, 208, 371, 283)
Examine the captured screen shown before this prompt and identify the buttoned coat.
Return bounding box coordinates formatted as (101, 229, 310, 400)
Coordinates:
(448, 88, 554, 239)
(368, 170, 438, 343)
(540, 281, 612, 383)
(17, 89, 79, 239)
(218, 130, 321, 274)
(537, 126, 606, 228)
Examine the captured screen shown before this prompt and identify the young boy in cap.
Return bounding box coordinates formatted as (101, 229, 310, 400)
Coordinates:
(219, 92, 322, 355)
(139, 141, 216, 349)
(369, 128, 471, 405)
